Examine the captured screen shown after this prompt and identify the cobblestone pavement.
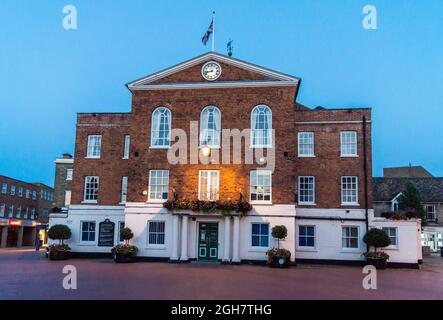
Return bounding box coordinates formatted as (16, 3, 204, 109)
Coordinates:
(1, 249, 442, 300)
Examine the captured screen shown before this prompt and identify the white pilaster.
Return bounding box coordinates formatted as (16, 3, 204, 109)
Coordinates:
(180, 214, 189, 261)
(170, 214, 180, 261)
(223, 216, 231, 262)
(232, 215, 240, 263)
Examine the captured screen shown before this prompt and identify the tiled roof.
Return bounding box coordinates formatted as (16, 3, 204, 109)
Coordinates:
(372, 177, 443, 203)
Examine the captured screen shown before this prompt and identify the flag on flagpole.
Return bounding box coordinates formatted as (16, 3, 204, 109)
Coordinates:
(202, 18, 214, 46)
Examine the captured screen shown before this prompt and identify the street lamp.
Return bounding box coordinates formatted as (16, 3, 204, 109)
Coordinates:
(201, 145, 211, 157)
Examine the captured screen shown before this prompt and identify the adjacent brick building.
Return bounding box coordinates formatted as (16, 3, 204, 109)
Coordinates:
(53, 153, 74, 208)
(0, 175, 53, 247)
(50, 52, 422, 266)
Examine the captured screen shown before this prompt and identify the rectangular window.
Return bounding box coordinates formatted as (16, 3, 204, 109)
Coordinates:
(340, 131, 358, 156)
(81, 221, 96, 242)
(123, 135, 130, 159)
(342, 226, 359, 249)
(121, 176, 128, 203)
(0, 204, 5, 217)
(10, 185, 15, 196)
(24, 207, 29, 219)
(26, 189, 30, 198)
(299, 225, 315, 248)
(18, 187, 23, 197)
(251, 223, 269, 247)
(198, 170, 219, 201)
(31, 208, 35, 219)
(425, 205, 436, 221)
(298, 132, 314, 157)
(298, 176, 315, 204)
(148, 221, 165, 245)
(1, 183, 6, 194)
(250, 170, 272, 203)
(83, 176, 99, 202)
(382, 227, 398, 247)
(32, 191, 36, 200)
(16, 206, 21, 218)
(40, 189, 44, 199)
(65, 190, 72, 207)
(86, 135, 102, 158)
(119, 222, 125, 242)
(341, 176, 358, 205)
(149, 170, 169, 201)
(66, 169, 73, 181)
(8, 205, 14, 218)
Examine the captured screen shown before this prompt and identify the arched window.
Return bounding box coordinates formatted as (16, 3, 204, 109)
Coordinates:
(200, 106, 221, 147)
(251, 105, 272, 147)
(151, 107, 171, 147)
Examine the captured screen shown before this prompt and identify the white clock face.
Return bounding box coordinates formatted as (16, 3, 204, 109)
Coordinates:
(201, 61, 222, 81)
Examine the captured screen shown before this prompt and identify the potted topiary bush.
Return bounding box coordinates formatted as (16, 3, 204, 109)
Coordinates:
(47, 224, 72, 261)
(363, 228, 391, 269)
(266, 225, 292, 268)
(111, 227, 138, 263)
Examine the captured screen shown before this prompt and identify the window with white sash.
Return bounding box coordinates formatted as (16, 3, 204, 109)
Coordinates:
(251, 105, 272, 148)
(341, 176, 358, 205)
(0, 204, 5, 217)
(298, 176, 315, 204)
(198, 170, 219, 201)
(123, 135, 130, 159)
(151, 107, 171, 148)
(298, 132, 314, 156)
(382, 227, 398, 248)
(83, 176, 99, 202)
(86, 135, 102, 158)
(64, 190, 72, 207)
(340, 131, 358, 157)
(8, 205, 14, 218)
(200, 106, 221, 147)
(148, 221, 165, 245)
(121, 176, 128, 203)
(250, 170, 272, 203)
(66, 169, 73, 181)
(1, 183, 6, 194)
(342, 226, 359, 249)
(149, 170, 169, 201)
(81, 221, 96, 242)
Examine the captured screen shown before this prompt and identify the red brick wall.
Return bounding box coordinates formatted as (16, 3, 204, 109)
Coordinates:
(294, 108, 373, 209)
(71, 113, 131, 205)
(0, 176, 39, 219)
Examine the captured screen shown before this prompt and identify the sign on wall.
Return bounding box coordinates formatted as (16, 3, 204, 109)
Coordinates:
(98, 219, 115, 247)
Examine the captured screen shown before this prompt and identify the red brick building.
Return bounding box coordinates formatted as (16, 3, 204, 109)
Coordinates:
(0, 175, 53, 247)
(50, 52, 421, 266)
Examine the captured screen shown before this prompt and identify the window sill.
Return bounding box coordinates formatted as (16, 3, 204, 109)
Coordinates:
(298, 155, 315, 158)
(145, 245, 166, 250)
(249, 247, 269, 253)
(249, 145, 273, 149)
(341, 203, 360, 207)
(340, 248, 361, 253)
(85, 156, 101, 160)
(298, 202, 316, 206)
(82, 200, 98, 204)
(149, 146, 170, 149)
(250, 201, 273, 205)
(122, 157, 129, 160)
(296, 247, 317, 252)
(340, 155, 359, 158)
(146, 200, 167, 204)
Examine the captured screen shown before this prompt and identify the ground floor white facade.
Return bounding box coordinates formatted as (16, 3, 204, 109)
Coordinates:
(49, 203, 423, 267)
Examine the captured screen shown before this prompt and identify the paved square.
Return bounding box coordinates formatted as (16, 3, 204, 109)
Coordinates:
(0, 249, 442, 300)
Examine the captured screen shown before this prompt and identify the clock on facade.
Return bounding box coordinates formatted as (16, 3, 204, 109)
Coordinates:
(201, 61, 222, 81)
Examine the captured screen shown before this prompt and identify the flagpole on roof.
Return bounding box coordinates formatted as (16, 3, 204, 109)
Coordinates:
(212, 11, 215, 52)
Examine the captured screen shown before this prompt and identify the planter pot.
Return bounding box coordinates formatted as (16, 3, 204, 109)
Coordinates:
(366, 257, 387, 270)
(113, 252, 136, 263)
(49, 250, 69, 261)
(269, 255, 291, 268)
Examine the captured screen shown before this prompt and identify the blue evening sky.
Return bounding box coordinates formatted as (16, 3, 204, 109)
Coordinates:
(0, 0, 442, 187)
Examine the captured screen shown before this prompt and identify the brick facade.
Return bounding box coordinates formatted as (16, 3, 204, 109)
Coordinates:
(53, 154, 74, 208)
(69, 55, 372, 210)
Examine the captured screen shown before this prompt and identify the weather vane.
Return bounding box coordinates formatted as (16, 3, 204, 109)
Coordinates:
(227, 39, 234, 57)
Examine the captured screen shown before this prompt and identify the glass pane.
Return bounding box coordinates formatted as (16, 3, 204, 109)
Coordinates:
(252, 235, 260, 246)
(260, 224, 268, 235)
(252, 224, 260, 235)
(261, 235, 269, 247)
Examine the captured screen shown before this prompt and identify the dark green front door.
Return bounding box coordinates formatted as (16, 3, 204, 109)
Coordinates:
(198, 223, 218, 261)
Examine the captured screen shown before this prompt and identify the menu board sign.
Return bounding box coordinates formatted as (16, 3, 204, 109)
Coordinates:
(98, 219, 115, 247)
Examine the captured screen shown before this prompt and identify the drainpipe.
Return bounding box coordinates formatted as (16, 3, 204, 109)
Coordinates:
(362, 115, 369, 236)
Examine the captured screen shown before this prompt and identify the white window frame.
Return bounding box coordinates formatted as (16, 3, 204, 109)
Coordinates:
(8, 205, 14, 218)
(342, 226, 360, 250)
(26, 189, 30, 198)
(80, 221, 96, 244)
(64, 190, 72, 207)
(425, 205, 437, 222)
(250, 105, 272, 148)
(0, 204, 5, 217)
(249, 170, 272, 204)
(66, 168, 73, 181)
(298, 225, 316, 250)
(298, 176, 315, 205)
(298, 132, 315, 157)
(199, 106, 221, 148)
(382, 227, 398, 249)
(340, 131, 358, 157)
(32, 191, 36, 200)
(83, 176, 99, 203)
(251, 222, 270, 249)
(150, 107, 171, 149)
(148, 170, 169, 203)
(123, 135, 130, 159)
(17, 187, 23, 197)
(198, 170, 220, 201)
(341, 176, 359, 205)
(147, 220, 166, 247)
(10, 185, 15, 196)
(120, 176, 128, 204)
(86, 135, 102, 159)
(1, 183, 6, 194)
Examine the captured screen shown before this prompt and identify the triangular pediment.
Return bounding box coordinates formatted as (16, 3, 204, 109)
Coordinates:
(126, 52, 300, 91)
